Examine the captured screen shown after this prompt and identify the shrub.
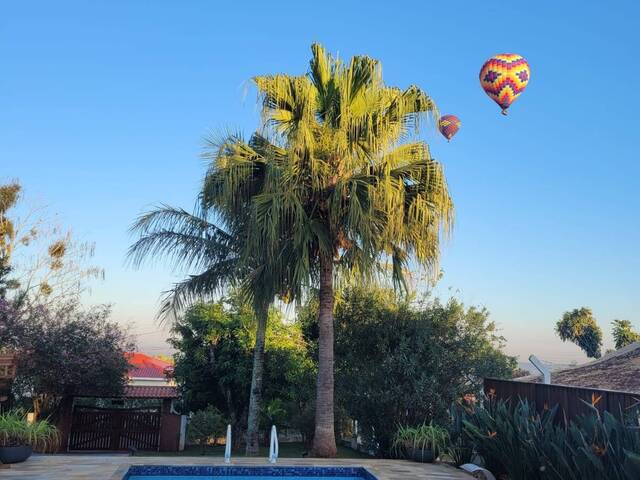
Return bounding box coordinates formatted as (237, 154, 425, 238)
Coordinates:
(4, 301, 133, 418)
(187, 405, 226, 454)
(0, 410, 59, 452)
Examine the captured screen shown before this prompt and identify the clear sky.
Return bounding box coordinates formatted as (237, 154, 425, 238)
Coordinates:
(2, 1, 638, 364)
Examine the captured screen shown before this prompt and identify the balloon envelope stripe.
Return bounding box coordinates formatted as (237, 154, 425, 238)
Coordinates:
(479, 53, 530, 113)
(438, 114, 461, 141)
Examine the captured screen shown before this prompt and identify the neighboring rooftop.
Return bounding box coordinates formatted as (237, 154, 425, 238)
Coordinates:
(124, 352, 178, 398)
(124, 385, 178, 399)
(126, 352, 174, 380)
(517, 342, 640, 394)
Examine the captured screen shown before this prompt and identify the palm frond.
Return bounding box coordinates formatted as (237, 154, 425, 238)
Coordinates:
(127, 205, 238, 272)
(158, 259, 240, 320)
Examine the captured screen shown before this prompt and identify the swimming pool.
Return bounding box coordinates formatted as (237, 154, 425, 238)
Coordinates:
(123, 465, 378, 480)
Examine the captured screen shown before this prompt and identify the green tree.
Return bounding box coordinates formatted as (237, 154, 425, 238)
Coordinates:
(170, 302, 252, 422)
(299, 286, 516, 456)
(611, 319, 640, 349)
(555, 307, 603, 358)
(128, 204, 286, 455)
(203, 43, 452, 456)
(169, 298, 314, 448)
(4, 301, 133, 418)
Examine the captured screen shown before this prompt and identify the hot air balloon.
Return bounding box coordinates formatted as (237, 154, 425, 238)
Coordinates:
(479, 54, 530, 115)
(439, 115, 461, 142)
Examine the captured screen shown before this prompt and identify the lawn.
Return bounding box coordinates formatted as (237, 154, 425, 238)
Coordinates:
(136, 442, 371, 459)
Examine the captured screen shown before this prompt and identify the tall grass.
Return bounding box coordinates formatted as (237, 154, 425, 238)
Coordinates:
(392, 423, 449, 460)
(0, 410, 59, 452)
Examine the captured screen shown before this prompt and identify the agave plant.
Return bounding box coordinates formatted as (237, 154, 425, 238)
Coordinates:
(0, 410, 59, 452)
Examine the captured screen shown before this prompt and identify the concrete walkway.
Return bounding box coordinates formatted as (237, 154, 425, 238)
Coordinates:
(0, 454, 471, 480)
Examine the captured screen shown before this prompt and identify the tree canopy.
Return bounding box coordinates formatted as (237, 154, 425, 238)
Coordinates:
(1, 300, 133, 417)
(298, 286, 516, 455)
(611, 319, 640, 350)
(555, 307, 603, 359)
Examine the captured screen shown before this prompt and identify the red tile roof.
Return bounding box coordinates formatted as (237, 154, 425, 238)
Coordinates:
(124, 385, 178, 398)
(126, 352, 174, 379)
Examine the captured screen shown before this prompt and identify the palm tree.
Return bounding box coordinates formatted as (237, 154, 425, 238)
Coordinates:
(127, 199, 283, 456)
(202, 44, 454, 457)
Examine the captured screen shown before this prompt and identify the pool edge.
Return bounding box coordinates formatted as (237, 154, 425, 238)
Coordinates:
(118, 464, 379, 480)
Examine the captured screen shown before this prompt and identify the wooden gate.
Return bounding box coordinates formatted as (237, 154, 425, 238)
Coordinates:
(68, 406, 161, 451)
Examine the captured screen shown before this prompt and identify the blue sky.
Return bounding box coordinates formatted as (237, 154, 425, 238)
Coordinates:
(2, 1, 638, 363)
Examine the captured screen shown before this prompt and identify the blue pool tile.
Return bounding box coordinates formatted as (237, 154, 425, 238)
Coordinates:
(123, 465, 378, 480)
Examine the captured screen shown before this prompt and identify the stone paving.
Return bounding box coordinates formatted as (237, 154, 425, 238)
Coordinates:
(0, 454, 471, 480)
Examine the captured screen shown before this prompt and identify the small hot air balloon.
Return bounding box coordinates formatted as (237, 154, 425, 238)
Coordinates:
(439, 114, 461, 142)
(479, 54, 530, 115)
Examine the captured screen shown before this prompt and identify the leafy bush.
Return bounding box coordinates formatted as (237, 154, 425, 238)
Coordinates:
(462, 398, 640, 480)
(2, 300, 133, 418)
(187, 405, 226, 454)
(392, 423, 449, 462)
(260, 398, 287, 430)
(299, 286, 517, 456)
(0, 410, 59, 451)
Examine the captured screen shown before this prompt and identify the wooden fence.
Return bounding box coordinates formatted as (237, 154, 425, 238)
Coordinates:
(484, 378, 640, 423)
(68, 406, 161, 451)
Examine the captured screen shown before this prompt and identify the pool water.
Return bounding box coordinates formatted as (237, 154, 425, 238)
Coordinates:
(123, 466, 377, 480)
(127, 477, 363, 480)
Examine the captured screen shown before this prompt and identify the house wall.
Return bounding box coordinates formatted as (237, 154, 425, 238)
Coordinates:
(129, 378, 175, 387)
(159, 398, 182, 452)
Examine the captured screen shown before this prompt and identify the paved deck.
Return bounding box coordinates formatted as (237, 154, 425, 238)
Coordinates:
(0, 454, 471, 479)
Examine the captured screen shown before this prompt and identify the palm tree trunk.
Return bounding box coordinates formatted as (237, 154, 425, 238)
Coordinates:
(245, 302, 269, 456)
(312, 256, 337, 457)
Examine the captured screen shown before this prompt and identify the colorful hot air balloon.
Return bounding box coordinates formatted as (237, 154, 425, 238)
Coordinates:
(479, 54, 530, 115)
(439, 115, 461, 142)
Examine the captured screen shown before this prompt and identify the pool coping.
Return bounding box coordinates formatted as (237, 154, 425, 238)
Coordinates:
(0, 454, 471, 480)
